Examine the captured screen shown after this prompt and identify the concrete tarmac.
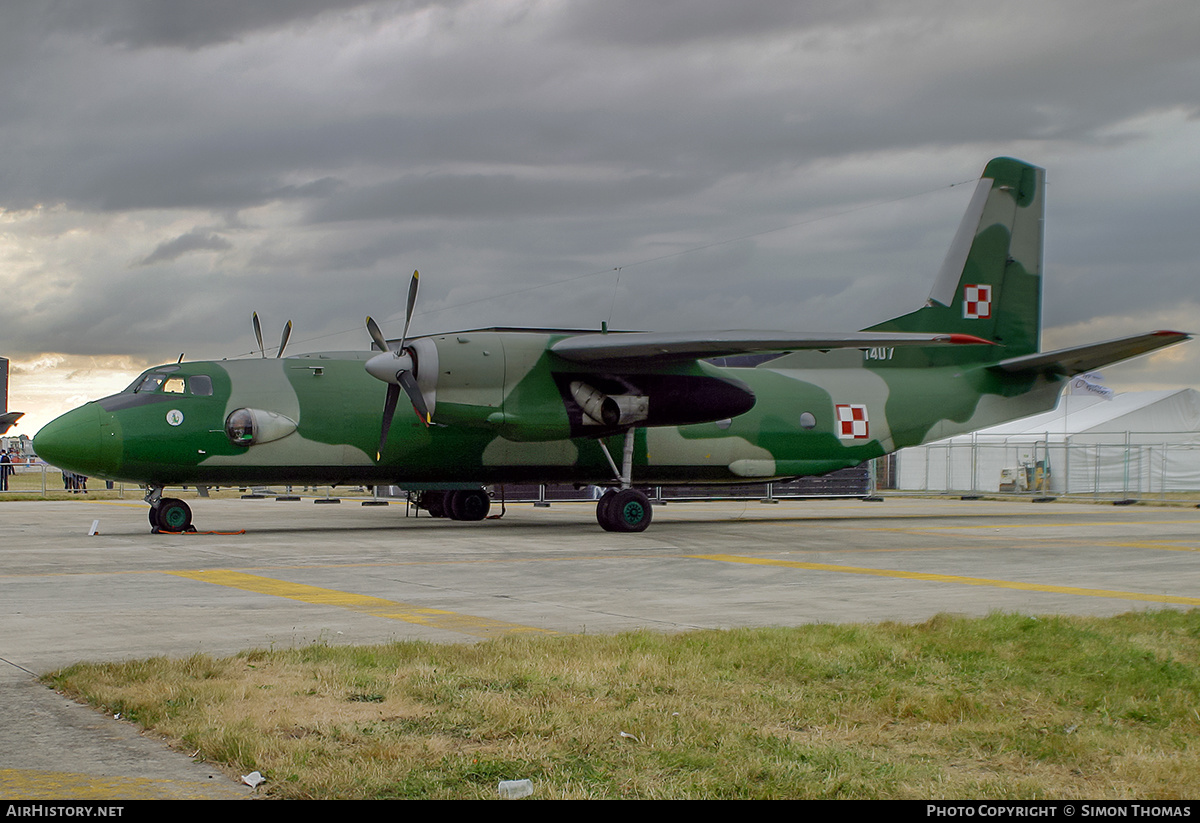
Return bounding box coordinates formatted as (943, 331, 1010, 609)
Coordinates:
(3, 494, 1199, 798)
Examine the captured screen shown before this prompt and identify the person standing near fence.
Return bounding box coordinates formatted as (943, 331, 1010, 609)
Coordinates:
(0, 448, 10, 491)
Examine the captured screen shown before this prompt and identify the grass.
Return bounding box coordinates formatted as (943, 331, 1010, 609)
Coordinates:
(43, 611, 1200, 799)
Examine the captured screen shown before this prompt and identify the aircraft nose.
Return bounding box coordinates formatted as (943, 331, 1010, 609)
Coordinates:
(33, 404, 121, 479)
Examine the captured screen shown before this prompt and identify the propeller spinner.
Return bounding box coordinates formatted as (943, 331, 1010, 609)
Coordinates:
(365, 270, 430, 459)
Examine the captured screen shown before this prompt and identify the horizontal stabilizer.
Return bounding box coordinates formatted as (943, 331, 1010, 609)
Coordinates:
(551, 330, 993, 364)
(991, 331, 1190, 377)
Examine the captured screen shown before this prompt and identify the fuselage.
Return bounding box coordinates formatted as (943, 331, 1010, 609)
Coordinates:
(31, 329, 1065, 489)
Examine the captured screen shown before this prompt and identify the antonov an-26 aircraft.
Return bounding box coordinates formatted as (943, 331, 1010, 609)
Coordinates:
(33, 158, 1189, 533)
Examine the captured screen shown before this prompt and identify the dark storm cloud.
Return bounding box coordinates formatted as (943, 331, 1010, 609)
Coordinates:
(557, 0, 885, 46)
(307, 170, 705, 223)
(5, 0, 1200, 433)
(44, 0, 413, 50)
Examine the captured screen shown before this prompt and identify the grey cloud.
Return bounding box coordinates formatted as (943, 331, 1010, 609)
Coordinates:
(1, 0, 1199, 396)
(556, 0, 886, 47)
(44, 0, 405, 50)
(307, 171, 706, 223)
(138, 230, 233, 266)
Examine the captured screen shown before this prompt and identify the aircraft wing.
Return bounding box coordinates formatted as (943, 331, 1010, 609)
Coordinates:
(0, 411, 23, 435)
(550, 330, 993, 364)
(991, 330, 1190, 377)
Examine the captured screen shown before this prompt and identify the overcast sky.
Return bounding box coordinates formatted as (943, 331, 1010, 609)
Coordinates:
(4, 0, 1200, 434)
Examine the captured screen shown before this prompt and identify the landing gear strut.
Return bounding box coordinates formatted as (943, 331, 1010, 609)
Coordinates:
(594, 428, 652, 532)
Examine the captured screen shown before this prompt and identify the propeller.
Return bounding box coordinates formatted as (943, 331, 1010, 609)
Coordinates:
(365, 271, 430, 459)
(252, 313, 293, 358)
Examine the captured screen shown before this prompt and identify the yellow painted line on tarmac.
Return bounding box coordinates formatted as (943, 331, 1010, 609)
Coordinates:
(166, 569, 553, 638)
(690, 554, 1200, 606)
(0, 767, 245, 800)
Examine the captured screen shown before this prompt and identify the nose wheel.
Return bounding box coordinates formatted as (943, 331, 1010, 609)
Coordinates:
(147, 492, 194, 533)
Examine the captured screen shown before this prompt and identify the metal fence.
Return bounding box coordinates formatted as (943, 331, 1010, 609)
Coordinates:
(891, 433, 1200, 502)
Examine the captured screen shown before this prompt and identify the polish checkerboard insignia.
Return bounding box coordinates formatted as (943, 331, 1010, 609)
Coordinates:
(963, 284, 991, 319)
(835, 404, 869, 440)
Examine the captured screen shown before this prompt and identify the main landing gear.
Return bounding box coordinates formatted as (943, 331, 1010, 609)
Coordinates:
(596, 487, 652, 532)
(594, 428, 653, 533)
(416, 489, 491, 521)
(145, 486, 194, 533)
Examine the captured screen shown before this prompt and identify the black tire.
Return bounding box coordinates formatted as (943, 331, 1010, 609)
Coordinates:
(156, 498, 193, 532)
(421, 491, 447, 518)
(596, 490, 618, 529)
(447, 489, 490, 521)
(599, 489, 652, 532)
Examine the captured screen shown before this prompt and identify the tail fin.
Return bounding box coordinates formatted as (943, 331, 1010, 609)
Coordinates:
(866, 157, 1044, 363)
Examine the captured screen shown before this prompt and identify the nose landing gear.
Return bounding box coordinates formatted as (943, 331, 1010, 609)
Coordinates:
(145, 486, 194, 533)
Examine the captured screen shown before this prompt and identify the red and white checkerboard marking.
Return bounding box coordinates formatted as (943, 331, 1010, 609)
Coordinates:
(835, 404, 869, 440)
(963, 284, 991, 319)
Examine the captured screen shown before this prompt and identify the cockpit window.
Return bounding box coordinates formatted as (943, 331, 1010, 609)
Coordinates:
(126, 369, 212, 396)
(133, 374, 166, 393)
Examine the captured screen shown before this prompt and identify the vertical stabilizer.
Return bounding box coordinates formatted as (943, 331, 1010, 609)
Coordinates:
(867, 157, 1044, 363)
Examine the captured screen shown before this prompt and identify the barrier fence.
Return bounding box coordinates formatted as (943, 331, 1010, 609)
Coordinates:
(889, 433, 1200, 502)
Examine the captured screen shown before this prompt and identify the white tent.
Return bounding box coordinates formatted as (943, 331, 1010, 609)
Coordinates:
(895, 389, 1200, 494)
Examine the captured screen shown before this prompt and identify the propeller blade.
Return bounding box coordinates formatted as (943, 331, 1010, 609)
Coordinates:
(377, 383, 400, 459)
(368, 268, 432, 457)
(398, 368, 430, 426)
(277, 321, 292, 358)
(252, 312, 265, 358)
(399, 270, 419, 349)
(366, 316, 389, 353)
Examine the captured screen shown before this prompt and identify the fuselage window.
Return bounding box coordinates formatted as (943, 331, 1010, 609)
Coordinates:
(189, 375, 213, 396)
(163, 377, 186, 394)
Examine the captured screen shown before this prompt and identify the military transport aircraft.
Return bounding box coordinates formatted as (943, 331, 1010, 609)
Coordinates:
(32, 158, 1189, 533)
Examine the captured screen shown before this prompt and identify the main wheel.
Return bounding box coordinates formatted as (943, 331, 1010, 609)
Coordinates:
(447, 489, 490, 521)
(420, 491, 448, 518)
(155, 498, 193, 532)
(596, 490, 617, 528)
(598, 488, 652, 532)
